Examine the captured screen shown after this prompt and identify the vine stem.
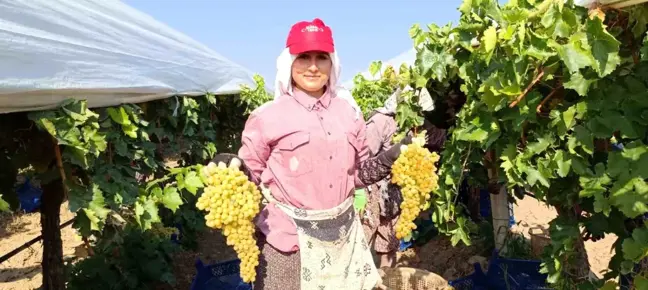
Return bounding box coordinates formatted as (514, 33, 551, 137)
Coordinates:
(509, 68, 545, 108)
(521, 121, 528, 146)
(536, 85, 563, 113)
(53, 138, 68, 198)
(451, 143, 473, 220)
(82, 237, 95, 256)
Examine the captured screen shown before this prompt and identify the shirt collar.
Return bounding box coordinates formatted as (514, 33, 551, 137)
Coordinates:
(292, 88, 332, 111)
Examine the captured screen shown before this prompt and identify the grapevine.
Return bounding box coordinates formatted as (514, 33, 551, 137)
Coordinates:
(389, 0, 648, 288)
(0, 74, 271, 289)
(391, 132, 440, 239)
(351, 61, 400, 118)
(196, 161, 262, 283)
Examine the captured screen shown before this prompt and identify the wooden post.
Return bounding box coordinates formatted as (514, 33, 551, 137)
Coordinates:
(490, 186, 510, 254)
(484, 149, 511, 254)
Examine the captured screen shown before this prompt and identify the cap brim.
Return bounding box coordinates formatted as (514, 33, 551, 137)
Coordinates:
(289, 42, 334, 54)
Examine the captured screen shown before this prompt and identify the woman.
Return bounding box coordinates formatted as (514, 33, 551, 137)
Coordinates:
(214, 18, 411, 290)
(361, 87, 444, 270)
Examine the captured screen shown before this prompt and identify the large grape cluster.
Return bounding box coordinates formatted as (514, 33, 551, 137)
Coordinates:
(196, 161, 261, 283)
(391, 133, 440, 239)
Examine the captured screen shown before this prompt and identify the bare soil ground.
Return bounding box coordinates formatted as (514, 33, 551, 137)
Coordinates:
(511, 196, 617, 279)
(0, 202, 82, 290)
(0, 196, 617, 290)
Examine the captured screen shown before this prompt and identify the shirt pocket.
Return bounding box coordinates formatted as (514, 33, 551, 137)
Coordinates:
(276, 131, 313, 177)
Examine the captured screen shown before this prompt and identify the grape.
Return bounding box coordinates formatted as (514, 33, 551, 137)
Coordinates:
(391, 133, 440, 239)
(150, 223, 180, 239)
(196, 161, 262, 283)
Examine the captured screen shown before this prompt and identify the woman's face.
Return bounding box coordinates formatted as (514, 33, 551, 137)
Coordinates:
(291, 51, 332, 96)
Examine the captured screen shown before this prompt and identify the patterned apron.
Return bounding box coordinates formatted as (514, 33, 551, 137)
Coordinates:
(260, 187, 381, 290)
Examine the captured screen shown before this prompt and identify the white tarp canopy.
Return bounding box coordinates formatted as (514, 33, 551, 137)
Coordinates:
(0, 0, 260, 114)
(342, 48, 416, 90)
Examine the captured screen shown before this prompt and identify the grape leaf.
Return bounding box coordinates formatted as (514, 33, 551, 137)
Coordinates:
(183, 171, 204, 195)
(83, 186, 110, 231)
(564, 72, 595, 96)
(610, 176, 648, 218)
(635, 275, 648, 289)
(417, 48, 454, 81)
(0, 195, 9, 212)
(162, 187, 183, 213)
(107, 107, 131, 126)
(622, 227, 648, 261)
(553, 150, 572, 177)
(483, 25, 498, 63)
(525, 167, 550, 188)
(556, 34, 592, 74)
(585, 17, 621, 77)
(135, 197, 160, 231)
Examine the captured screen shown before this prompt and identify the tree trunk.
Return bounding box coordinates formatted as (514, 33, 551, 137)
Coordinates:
(40, 178, 65, 290)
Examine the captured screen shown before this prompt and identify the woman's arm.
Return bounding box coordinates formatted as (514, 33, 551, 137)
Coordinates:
(365, 114, 387, 157)
(354, 116, 409, 187)
(236, 113, 270, 184)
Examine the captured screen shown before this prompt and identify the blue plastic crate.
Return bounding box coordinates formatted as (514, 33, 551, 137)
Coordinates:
(190, 259, 252, 290)
(449, 251, 550, 290)
(479, 189, 491, 218)
(449, 263, 488, 290)
(17, 178, 42, 213)
(486, 252, 549, 289)
(398, 216, 436, 251)
(399, 239, 412, 251)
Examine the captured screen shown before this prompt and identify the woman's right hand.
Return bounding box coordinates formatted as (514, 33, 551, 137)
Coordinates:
(211, 153, 243, 169)
(210, 153, 261, 188)
(210, 154, 254, 180)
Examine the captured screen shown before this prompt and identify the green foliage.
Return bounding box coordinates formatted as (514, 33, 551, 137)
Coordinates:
(20, 75, 271, 236)
(0, 75, 272, 285)
(350, 62, 397, 118)
(239, 74, 273, 114)
(66, 226, 179, 290)
(386, 0, 648, 287)
(351, 61, 428, 142)
(351, 33, 472, 248)
(0, 195, 9, 211)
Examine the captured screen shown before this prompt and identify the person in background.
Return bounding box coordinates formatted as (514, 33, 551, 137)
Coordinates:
(214, 18, 413, 290)
(360, 86, 445, 270)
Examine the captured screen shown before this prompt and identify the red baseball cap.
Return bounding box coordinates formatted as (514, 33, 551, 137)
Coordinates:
(285, 18, 334, 54)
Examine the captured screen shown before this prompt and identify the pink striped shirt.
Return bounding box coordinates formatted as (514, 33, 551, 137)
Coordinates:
(238, 89, 370, 252)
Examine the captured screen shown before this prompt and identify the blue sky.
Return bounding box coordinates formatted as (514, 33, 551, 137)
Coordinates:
(124, 0, 463, 83)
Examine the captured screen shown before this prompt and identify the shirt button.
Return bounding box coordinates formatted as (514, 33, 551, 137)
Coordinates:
(320, 117, 323, 120)
(329, 184, 333, 188)
(328, 132, 331, 135)
(329, 156, 333, 160)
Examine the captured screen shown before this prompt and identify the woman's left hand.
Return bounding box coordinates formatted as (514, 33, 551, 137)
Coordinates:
(376, 135, 412, 167)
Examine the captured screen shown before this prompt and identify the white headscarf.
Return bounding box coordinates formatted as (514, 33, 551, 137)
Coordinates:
(375, 85, 435, 115)
(273, 48, 361, 119)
